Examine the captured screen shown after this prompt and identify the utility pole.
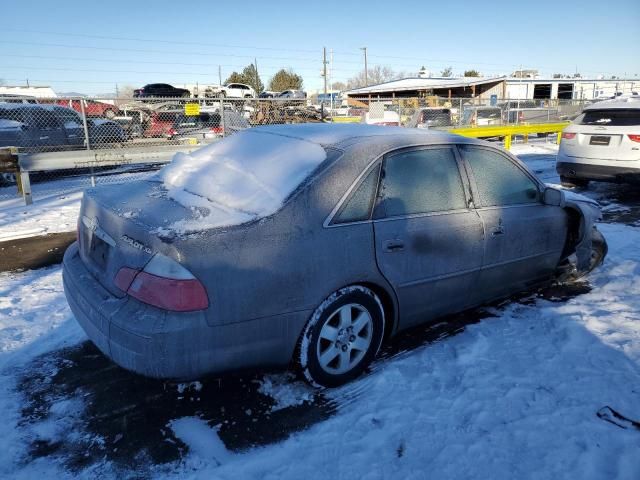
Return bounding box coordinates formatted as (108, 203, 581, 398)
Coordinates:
(254, 57, 259, 92)
(360, 47, 368, 86)
(218, 65, 222, 85)
(323, 47, 328, 97)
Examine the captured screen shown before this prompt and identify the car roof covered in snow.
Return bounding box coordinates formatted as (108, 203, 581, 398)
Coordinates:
(248, 123, 475, 149)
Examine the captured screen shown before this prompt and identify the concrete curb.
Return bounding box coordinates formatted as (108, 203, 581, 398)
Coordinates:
(0, 231, 76, 272)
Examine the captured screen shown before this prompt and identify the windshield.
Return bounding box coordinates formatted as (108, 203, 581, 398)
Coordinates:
(578, 109, 640, 126)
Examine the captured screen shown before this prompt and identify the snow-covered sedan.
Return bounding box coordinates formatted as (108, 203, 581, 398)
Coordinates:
(557, 96, 640, 186)
(63, 124, 606, 387)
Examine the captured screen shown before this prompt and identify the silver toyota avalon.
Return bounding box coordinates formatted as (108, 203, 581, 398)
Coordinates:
(63, 124, 606, 387)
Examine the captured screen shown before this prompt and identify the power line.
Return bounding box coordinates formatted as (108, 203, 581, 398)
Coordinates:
(0, 40, 336, 64)
(0, 28, 323, 54)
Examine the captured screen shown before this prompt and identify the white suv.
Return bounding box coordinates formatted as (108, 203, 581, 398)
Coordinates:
(205, 83, 256, 99)
(557, 95, 640, 187)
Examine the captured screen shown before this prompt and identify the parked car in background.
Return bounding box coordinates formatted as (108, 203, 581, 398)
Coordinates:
(45, 105, 126, 146)
(62, 124, 607, 387)
(134, 84, 191, 99)
(54, 99, 120, 119)
(557, 96, 640, 187)
(361, 110, 400, 126)
(462, 106, 503, 126)
(167, 110, 250, 142)
(205, 83, 256, 99)
(0, 103, 126, 152)
(143, 111, 181, 137)
(277, 90, 307, 100)
(259, 91, 280, 98)
(407, 108, 453, 128)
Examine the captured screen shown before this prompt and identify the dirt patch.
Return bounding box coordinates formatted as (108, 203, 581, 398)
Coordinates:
(0, 232, 75, 272)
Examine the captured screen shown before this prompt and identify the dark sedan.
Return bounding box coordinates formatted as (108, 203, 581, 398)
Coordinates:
(133, 83, 191, 98)
(63, 124, 606, 387)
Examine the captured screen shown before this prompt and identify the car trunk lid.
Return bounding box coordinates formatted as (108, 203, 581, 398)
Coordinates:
(77, 179, 194, 297)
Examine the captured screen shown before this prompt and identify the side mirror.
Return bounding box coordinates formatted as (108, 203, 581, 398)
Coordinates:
(543, 187, 564, 207)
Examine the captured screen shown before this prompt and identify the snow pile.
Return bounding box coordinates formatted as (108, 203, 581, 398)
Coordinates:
(257, 374, 314, 412)
(169, 417, 230, 467)
(159, 130, 327, 232)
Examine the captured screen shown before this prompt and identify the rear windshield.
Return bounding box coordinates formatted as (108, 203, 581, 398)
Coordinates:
(579, 109, 640, 126)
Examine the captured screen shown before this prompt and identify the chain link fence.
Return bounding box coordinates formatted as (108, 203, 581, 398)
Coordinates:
(0, 94, 593, 202)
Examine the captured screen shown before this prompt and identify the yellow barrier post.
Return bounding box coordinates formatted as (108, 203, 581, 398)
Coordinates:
(448, 122, 570, 151)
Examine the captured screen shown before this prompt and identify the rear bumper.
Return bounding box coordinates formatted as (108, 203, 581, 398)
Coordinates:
(62, 243, 309, 380)
(557, 158, 640, 184)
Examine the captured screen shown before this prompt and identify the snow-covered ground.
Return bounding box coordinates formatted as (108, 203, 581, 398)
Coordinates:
(0, 167, 157, 240)
(0, 142, 639, 479)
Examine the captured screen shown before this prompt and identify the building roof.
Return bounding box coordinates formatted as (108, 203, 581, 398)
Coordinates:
(345, 76, 506, 95)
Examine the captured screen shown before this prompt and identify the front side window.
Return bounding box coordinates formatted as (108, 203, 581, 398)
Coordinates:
(459, 146, 539, 207)
(380, 148, 467, 217)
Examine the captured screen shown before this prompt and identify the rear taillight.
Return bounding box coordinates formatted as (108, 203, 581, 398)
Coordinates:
(562, 132, 576, 140)
(628, 134, 640, 143)
(210, 126, 223, 134)
(114, 254, 208, 312)
(167, 128, 177, 136)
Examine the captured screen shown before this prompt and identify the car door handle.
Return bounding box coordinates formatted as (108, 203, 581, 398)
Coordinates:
(384, 240, 405, 252)
(491, 226, 505, 236)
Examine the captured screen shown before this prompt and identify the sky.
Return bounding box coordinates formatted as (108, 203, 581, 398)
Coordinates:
(1, 0, 638, 96)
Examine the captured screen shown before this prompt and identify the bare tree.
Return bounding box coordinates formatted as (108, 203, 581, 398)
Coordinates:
(441, 66, 453, 77)
(117, 84, 136, 99)
(347, 66, 399, 90)
(331, 81, 347, 92)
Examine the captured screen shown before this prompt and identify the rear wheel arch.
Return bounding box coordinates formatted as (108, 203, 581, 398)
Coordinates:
(357, 281, 398, 342)
(292, 283, 387, 387)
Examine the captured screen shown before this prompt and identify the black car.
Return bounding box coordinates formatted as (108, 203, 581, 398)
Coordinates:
(133, 84, 191, 98)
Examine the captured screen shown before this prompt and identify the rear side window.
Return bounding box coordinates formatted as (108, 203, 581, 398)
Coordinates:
(579, 109, 640, 126)
(460, 146, 539, 207)
(380, 148, 466, 217)
(333, 164, 381, 224)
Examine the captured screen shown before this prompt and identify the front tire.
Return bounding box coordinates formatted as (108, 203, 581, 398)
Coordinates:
(298, 286, 385, 388)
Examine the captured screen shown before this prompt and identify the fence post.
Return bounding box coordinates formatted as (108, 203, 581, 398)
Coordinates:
(219, 97, 226, 137)
(78, 98, 95, 187)
(504, 135, 512, 150)
(19, 170, 32, 206)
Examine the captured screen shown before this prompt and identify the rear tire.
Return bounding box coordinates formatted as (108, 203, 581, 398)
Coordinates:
(560, 175, 589, 188)
(297, 286, 385, 388)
